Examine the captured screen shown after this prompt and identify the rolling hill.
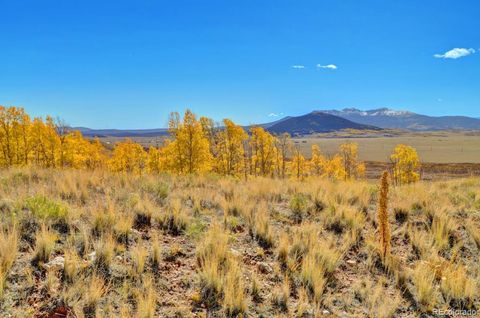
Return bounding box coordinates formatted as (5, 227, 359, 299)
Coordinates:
(265, 111, 379, 135)
(73, 127, 169, 137)
(74, 112, 379, 138)
(73, 108, 480, 138)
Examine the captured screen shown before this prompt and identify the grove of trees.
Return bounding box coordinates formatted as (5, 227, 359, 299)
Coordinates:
(0, 106, 421, 181)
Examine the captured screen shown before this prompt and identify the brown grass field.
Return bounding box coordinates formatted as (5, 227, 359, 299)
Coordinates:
(98, 130, 480, 180)
(293, 132, 480, 164)
(99, 131, 480, 164)
(0, 169, 479, 317)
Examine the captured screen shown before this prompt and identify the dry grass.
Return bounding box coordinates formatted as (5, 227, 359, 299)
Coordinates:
(0, 228, 18, 297)
(0, 169, 479, 317)
(33, 225, 57, 264)
(412, 262, 437, 311)
(156, 198, 189, 235)
(223, 260, 247, 317)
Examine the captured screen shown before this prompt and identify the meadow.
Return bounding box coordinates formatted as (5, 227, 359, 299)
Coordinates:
(1, 106, 479, 317)
(0, 168, 479, 317)
(99, 131, 480, 164)
(97, 131, 480, 180)
(293, 131, 480, 164)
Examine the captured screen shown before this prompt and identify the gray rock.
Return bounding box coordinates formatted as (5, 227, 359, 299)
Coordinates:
(42, 256, 65, 271)
(257, 262, 273, 274)
(230, 248, 242, 258)
(87, 251, 96, 263)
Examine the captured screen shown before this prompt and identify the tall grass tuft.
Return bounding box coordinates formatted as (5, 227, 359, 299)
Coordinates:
(0, 228, 18, 297)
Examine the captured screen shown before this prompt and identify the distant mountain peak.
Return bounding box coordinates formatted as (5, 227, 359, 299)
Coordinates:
(367, 108, 413, 117)
(267, 111, 380, 135)
(321, 107, 480, 130)
(326, 107, 414, 117)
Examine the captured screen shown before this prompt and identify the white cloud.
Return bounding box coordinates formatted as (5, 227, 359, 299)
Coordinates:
(316, 64, 337, 70)
(268, 112, 284, 117)
(291, 65, 305, 69)
(434, 48, 475, 59)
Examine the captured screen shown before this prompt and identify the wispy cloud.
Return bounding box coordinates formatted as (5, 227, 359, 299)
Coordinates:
(268, 112, 284, 117)
(434, 48, 475, 59)
(291, 65, 305, 69)
(316, 64, 337, 70)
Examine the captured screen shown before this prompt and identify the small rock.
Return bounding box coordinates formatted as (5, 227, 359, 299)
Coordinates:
(257, 262, 272, 274)
(42, 256, 65, 271)
(230, 248, 242, 258)
(87, 251, 96, 263)
(346, 259, 356, 265)
(322, 310, 330, 315)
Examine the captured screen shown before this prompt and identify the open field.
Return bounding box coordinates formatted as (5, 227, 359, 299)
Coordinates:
(97, 131, 480, 164)
(364, 162, 480, 180)
(93, 131, 480, 180)
(0, 169, 479, 317)
(293, 131, 480, 163)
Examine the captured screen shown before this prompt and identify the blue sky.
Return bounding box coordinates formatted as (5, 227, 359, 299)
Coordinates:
(1, 0, 479, 128)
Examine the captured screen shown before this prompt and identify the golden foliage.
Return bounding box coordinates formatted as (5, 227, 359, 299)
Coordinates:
(162, 110, 212, 174)
(109, 138, 147, 174)
(390, 144, 420, 185)
(0, 106, 106, 169)
(1, 106, 426, 184)
(249, 126, 277, 177)
(215, 119, 248, 176)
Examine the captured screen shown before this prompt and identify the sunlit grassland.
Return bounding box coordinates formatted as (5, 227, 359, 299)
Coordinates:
(0, 168, 479, 317)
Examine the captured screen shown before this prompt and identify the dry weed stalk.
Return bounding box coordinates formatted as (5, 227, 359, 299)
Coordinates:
(378, 171, 391, 260)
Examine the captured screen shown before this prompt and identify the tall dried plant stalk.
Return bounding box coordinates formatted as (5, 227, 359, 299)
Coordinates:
(378, 171, 391, 260)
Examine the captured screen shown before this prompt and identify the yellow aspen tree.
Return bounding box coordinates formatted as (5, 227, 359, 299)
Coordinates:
(29, 118, 44, 166)
(30, 118, 51, 167)
(147, 146, 161, 174)
(0, 106, 107, 170)
(310, 144, 326, 176)
(274, 133, 291, 178)
(241, 139, 251, 181)
(215, 119, 248, 176)
(62, 131, 104, 169)
(163, 110, 212, 174)
(28, 116, 61, 168)
(44, 116, 61, 168)
(109, 139, 147, 174)
(18, 111, 32, 165)
(249, 127, 276, 176)
(0, 106, 30, 166)
(85, 138, 107, 169)
(339, 142, 364, 180)
(180, 109, 212, 173)
(55, 118, 72, 168)
(323, 154, 346, 180)
(390, 144, 420, 185)
(200, 116, 218, 158)
(291, 146, 307, 179)
(0, 106, 11, 166)
(166, 111, 186, 173)
(62, 131, 89, 168)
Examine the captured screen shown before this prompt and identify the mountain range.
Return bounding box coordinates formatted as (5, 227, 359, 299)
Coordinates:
(321, 108, 480, 131)
(76, 108, 480, 137)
